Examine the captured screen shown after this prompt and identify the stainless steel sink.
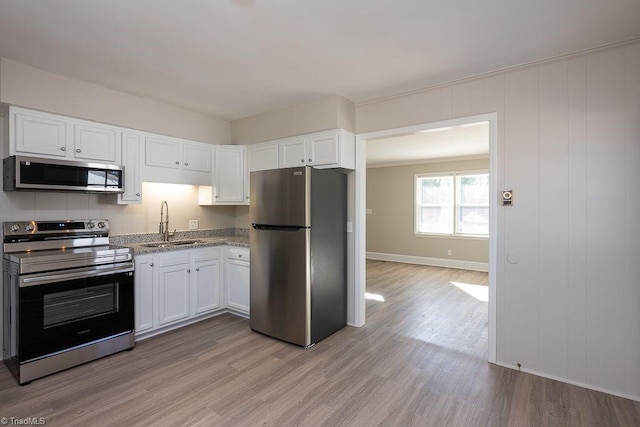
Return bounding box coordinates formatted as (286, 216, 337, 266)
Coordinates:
(141, 239, 202, 248)
(141, 242, 172, 248)
(171, 239, 202, 246)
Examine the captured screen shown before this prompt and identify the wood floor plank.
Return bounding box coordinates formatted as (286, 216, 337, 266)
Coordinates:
(0, 260, 638, 425)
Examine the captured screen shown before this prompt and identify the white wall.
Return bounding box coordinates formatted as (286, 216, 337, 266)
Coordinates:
(0, 59, 230, 145)
(231, 94, 355, 144)
(356, 42, 640, 400)
(367, 159, 489, 265)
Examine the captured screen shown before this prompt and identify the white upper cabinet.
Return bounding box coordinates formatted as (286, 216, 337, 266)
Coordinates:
(278, 137, 307, 168)
(8, 107, 120, 163)
(143, 135, 213, 186)
(73, 123, 116, 162)
(183, 142, 212, 173)
(145, 136, 180, 169)
(117, 132, 142, 204)
(307, 131, 340, 166)
(204, 145, 247, 205)
(247, 141, 279, 172)
(278, 129, 355, 169)
(13, 110, 68, 157)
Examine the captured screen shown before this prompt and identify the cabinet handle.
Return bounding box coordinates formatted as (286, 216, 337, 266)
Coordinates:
(238, 254, 242, 258)
(308, 158, 312, 162)
(136, 193, 141, 196)
(149, 263, 154, 267)
(187, 269, 191, 273)
(175, 161, 180, 165)
(215, 195, 219, 199)
(300, 159, 305, 163)
(184, 162, 189, 166)
(196, 267, 200, 272)
(76, 148, 82, 153)
(60, 147, 66, 151)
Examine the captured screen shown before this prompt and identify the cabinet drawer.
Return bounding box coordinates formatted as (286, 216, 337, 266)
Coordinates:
(228, 247, 249, 261)
(192, 247, 220, 262)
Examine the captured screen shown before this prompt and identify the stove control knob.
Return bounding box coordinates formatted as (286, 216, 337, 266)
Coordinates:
(24, 224, 35, 232)
(97, 222, 106, 229)
(9, 224, 20, 232)
(87, 222, 95, 229)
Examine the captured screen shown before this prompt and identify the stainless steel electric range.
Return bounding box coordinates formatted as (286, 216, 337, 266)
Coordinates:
(2, 219, 134, 384)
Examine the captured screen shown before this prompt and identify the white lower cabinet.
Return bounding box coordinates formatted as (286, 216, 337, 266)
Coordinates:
(225, 247, 250, 315)
(157, 252, 191, 326)
(134, 254, 155, 334)
(191, 250, 222, 315)
(134, 246, 223, 336)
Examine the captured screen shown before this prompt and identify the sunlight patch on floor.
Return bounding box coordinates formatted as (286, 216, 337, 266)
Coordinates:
(365, 292, 386, 302)
(450, 281, 488, 302)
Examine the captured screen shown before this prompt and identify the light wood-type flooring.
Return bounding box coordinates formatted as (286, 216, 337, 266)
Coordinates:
(1, 260, 639, 425)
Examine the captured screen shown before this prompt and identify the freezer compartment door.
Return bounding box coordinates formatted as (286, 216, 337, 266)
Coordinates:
(249, 167, 309, 227)
(250, 226, 310, 346)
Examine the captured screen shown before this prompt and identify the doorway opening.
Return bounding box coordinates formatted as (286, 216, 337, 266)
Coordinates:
(353, 113, 498, 363)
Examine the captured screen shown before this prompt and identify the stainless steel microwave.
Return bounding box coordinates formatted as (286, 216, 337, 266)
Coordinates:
(3, 156, 124, 193)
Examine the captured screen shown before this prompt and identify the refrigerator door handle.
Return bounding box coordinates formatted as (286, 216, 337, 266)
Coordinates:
(252, 224, 308, 231)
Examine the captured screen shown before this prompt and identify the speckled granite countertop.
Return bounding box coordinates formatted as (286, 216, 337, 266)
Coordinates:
(111, 228, 249, 255)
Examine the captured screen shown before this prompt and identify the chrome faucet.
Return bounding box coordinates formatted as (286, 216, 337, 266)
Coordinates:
(159, 201, 169, 242)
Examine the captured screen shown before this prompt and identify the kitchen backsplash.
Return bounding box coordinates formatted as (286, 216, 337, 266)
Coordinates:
(0, 182, 241, 235)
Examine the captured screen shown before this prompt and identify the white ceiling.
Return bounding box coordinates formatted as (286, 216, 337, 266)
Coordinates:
(0, 1, 638, 121)
(366, 122, 489, 167)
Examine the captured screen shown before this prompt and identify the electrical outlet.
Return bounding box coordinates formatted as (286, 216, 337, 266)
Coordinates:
(447, 249, 452, 256)
(189, 220, 199, 230)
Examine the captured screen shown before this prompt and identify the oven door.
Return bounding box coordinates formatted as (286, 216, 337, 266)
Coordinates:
(18, 263, 134, 363)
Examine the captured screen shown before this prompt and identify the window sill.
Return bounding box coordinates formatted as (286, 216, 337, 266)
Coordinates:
(413, 233, 488, 241)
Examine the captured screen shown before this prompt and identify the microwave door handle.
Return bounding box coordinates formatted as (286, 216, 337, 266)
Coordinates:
(19, 262, 134, 287)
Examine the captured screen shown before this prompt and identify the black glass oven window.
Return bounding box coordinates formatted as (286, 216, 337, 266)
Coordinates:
(43, 283, 119, 328)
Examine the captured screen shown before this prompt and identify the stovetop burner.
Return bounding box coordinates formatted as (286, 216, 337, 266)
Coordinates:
(3, 219, 133, 274)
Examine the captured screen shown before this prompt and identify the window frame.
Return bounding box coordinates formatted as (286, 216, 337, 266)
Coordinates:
(414, 169, 489, 239)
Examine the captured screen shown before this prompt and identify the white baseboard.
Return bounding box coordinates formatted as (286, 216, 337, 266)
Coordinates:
(496, 361, 640, 402)
(366, 251, 488, 272)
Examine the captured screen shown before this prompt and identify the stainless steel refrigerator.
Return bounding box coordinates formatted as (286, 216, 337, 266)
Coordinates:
(249, 166, 347, 348)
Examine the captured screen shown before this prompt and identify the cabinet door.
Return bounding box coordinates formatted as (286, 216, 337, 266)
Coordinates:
(14, 111, 68, 157)
(248, 143, 279, 172)
(73, 124, 117, 162)
(118, 132, 142, 204)
(157, 261, 190, 326)
(307, 131, 339, 167)
(192, 257, 221, 315)
(145, 136, 181, 169)
(278, 137, 306, 168)
(226, 258, 250, 314)
(183, 143, 212, 172)
(134, 255, 155, 333)
(213, 146, 246, 203)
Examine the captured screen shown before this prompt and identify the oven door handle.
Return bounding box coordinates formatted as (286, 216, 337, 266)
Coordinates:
(19, 262, 135, 287)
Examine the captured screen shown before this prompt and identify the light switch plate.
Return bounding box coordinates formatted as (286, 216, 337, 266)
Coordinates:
(189, 220, 199, 230)
(346, 222, 353, 233)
